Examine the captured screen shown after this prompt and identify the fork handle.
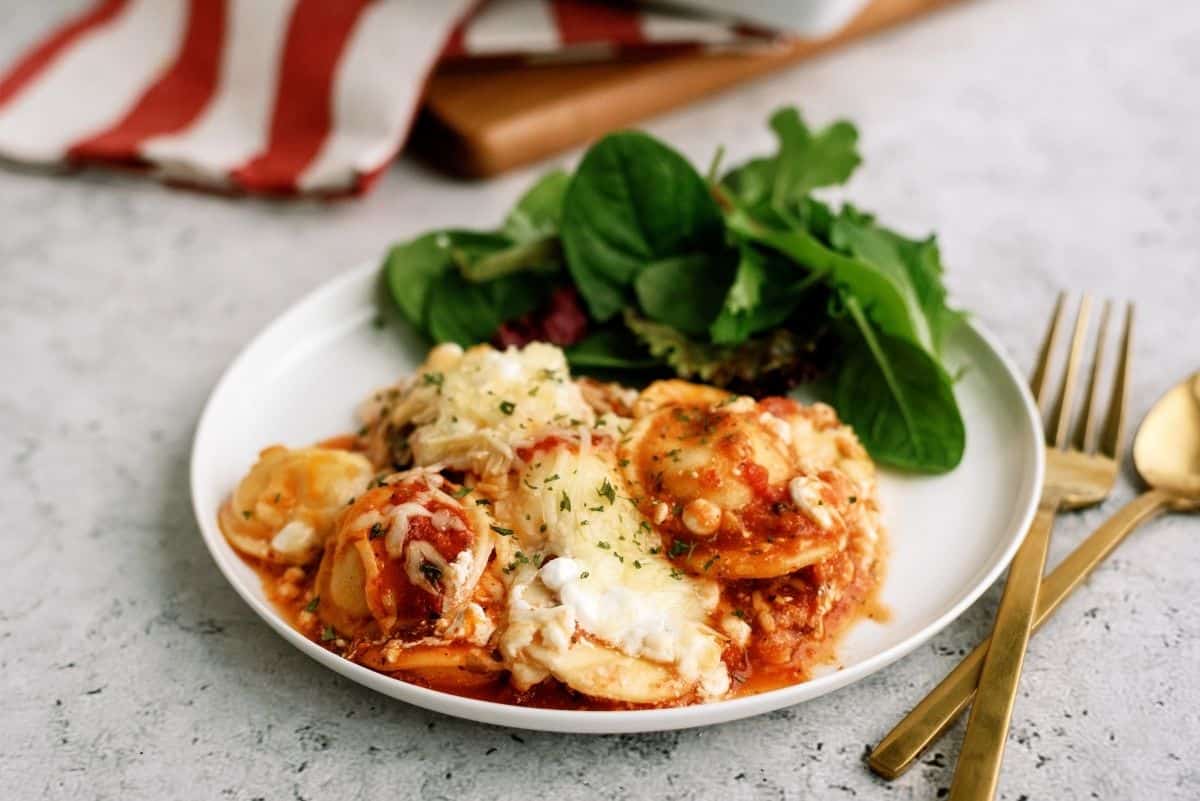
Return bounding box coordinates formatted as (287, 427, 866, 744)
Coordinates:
(946, 502, 1057, 801)
(869, 489, 1174, 781)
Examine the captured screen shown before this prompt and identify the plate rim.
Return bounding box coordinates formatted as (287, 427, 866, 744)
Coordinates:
(189, 260, 1045, 734)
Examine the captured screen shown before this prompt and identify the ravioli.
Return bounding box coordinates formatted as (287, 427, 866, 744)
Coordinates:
(314, 469, 494, 642)
(218, 445, 372, 565)
(618, 381, 856, 580)
(497, 440, 729, 704)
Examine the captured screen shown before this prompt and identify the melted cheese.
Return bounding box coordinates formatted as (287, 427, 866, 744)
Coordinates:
(399, 343, 594, 475)
(497, 442, 729, 702)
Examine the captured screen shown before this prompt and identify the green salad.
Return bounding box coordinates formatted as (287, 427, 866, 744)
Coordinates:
(383, 107, 965, 473)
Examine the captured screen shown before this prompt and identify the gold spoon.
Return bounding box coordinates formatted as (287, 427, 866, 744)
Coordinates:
(869, 371, 1200, 780)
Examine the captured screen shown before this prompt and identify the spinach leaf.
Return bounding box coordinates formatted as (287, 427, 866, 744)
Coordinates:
(503, 169, 570, 243)
(565, 326, 659, 369)
(561, 131, 725, 321)
(834, 298, 964, 471)
(633, 252, 732, 336)
(425, 270, 547, 346)
(385, 230, 506, 327)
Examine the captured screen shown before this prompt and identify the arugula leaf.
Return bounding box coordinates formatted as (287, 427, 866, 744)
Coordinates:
(721, 107, 860, 216)
(425, 270, 548, 346)
(726, 209, 933, 351)
(561, 131, 725, 321)
(835, 298, 964, 471)
(829, 206, 964, 353)
(769, 108, 860, 208)
(503, 169, 570, 243)
(634, 252, 732, 336)
(709, 245, 820, 345)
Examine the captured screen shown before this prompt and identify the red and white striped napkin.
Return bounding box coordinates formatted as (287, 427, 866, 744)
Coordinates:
(0, 0, 763, 197)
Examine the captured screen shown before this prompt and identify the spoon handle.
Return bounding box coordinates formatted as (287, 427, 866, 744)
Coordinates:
(868, 489, 1174, 780)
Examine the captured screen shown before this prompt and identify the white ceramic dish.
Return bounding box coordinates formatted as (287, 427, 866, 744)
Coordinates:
(190, 261, 1044, 734)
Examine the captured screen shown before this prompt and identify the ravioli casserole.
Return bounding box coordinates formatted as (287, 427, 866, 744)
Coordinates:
(218, 342, 886, 708)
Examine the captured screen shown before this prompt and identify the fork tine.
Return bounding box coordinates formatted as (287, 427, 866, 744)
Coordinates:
(1030, 293, 1068, 412)
(1071, 300, 1113, 452)
(1048, 295, 1092, 448)
(1098, 303, 1134, 459)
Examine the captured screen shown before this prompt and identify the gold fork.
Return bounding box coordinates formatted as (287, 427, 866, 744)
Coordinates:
(868, 295, 1132, 797)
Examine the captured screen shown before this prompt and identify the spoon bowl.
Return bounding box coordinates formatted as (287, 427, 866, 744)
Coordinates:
(1133, 371, 1200, 506)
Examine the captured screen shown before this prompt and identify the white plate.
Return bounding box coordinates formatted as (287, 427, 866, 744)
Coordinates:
(190, 261, 1044, 734)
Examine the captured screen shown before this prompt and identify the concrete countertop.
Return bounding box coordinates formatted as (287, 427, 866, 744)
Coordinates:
(3, 0, 1197, 798)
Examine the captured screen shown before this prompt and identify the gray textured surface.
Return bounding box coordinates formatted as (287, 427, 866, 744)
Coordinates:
(2, 0, 1199, 799)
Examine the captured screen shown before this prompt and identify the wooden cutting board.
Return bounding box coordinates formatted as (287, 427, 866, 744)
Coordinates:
(414, 0, 961, 177)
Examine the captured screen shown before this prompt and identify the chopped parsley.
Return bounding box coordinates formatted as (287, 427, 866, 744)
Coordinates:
(597, 477, 617, 505)
(304, 596, 320, 613)
(732, 608, 746, 619)
(596, 541, 611, 550)
(320, 626, 337, 642)
(579, 571, 590, 579)
(475, 498, 492, 506)
(702, 554, 720, 572)
(490, 524, 515, 537)
(669, 568, 684, 580)
(633, 560, 643, 569)
(618, 458, 631, 468)
(499, 400, 516, 415)
(368, 522, 386, 540)
(453, 485, 473, 499)
(422, 371, 444, 388)
(241, 510, 253, 520)
(559, 491, 571, 512)
(668, 540, 690, 558)
(503, 551, 531, 574)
